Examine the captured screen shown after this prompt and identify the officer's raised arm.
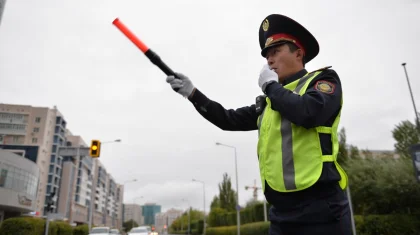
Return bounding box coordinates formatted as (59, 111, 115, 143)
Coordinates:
(166, 73, 258, 131)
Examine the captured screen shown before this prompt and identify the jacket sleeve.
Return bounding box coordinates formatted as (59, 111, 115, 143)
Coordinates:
(264, 69, 342, 128)
(187, 89, 259, 131)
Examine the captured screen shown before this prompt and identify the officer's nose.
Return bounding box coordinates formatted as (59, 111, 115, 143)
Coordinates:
(267, 57, 275, 66)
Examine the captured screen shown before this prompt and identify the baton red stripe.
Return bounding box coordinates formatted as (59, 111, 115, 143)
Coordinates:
(112, 18, 149, 53)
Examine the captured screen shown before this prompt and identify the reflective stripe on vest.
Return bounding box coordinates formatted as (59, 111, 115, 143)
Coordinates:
(257, 71, 348, 193)
(280, 72, 315, 189)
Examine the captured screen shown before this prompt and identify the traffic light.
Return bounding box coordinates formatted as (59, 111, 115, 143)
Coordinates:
(46, 188, 56, 213)
(89, 140, 101, 158)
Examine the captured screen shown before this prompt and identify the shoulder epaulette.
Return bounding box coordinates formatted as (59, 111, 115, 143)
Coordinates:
(309, 66, 332, 74)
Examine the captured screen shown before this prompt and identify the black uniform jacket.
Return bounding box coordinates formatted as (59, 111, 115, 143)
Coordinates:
(187, 68, 345, 213)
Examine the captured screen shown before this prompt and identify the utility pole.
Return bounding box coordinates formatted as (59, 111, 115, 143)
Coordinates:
(402, 63, 420, 135)
(245, 179, 267, 222)
(44, 188, 56, 235)
(0, 0, 6, 26)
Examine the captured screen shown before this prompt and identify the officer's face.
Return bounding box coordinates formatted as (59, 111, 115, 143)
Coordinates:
(266, 44, 304, 82)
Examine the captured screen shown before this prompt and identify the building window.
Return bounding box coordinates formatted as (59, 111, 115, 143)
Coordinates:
(13, 136, 19, 143)
(32, 138, 38, 144)
(33, 127, 39, 133)
(35, 117, 41, 123)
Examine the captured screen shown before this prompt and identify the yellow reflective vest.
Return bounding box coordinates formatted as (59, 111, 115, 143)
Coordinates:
(257, 70, 348, 193)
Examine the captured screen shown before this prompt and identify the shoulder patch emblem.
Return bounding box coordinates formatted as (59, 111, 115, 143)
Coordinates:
(315, 80, 335, 94)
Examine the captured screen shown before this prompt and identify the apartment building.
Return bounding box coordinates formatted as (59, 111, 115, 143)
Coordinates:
(0, 104, 67, 215)
(92, 160, 124, 228)
(0, 103, 124, 229)
(154, 208, 183, 233)
(57, 134, 93, 224)
(123, 204, 144, 226)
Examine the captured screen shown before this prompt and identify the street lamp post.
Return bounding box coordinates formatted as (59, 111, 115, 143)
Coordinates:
(88, 139, 122, 232)
(192, 179, 206, 235)
(216, 142, 240, 235)
(402, 63, 420, 135)
(0, 0, 7, 26)
(101, 139, 122, 144)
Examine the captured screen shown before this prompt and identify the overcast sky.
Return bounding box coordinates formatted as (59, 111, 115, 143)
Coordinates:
(1, 0, 419, 213)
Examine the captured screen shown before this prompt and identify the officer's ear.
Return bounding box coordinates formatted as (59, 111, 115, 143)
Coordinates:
(296, 49, 306, 68)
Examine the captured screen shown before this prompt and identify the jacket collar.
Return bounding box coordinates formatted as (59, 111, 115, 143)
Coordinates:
(282, 69, 308, 86)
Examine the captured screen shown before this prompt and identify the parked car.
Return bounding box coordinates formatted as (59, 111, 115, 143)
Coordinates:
(89, 227, 111, 235)
(128, 227, 149, 235)
(110, 228, 121, 234)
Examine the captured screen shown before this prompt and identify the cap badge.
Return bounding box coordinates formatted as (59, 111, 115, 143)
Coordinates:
(265, 37, 273, 46)
(262, 19, 269, 31)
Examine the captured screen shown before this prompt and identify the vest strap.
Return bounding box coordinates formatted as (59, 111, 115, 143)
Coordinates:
(321, 155, 334, 162)
(316, 126, 332, 134)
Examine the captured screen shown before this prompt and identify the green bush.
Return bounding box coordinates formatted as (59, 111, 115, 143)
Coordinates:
(355, 214, 420, 235)
(206, 222, 269, 235)
(0, 216, 84, 235)
(54, 221, 73, 235)
(73, 224, 89, 235)
(345, 157, 420, 215)
(205, 214, 420, 235)
(48, 222, 58, 235)
(0, 217, 46, 235)
(208, 202, 271, 227)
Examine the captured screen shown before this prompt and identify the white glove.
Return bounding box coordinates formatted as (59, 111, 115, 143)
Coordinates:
(258, 64, 278, 92)
(166, 73, 195, 98)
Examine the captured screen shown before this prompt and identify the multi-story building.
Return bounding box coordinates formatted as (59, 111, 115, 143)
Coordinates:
(0, 103, 125, 229)
(57, 134, 93, 225)
(142, 203, 161, 225)
(154, 208, 183, 233)
(0, 104, 67, 215)
(0, 149, 40, 223)
(123, 204, 144, 226)
(92, 160, 124, 229)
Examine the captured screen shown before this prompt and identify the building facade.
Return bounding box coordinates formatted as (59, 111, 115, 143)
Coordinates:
(92, 160, 124, 229)
(57, 135, 93, 225)
(123, 204, 144, 226)
(154, 208, 183, 233)
(0, 149, 40, 222)
(0, 104, 124, 228)
(142, 203, 161, 225)
(0, 104, 66, 215)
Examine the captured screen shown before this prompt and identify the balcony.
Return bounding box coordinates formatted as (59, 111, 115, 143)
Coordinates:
(0, 123, 27, 135)
(0, 113, 28, 125)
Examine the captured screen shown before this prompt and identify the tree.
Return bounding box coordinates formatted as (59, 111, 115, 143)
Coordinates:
(361, 149, 373, 159)
(392, 120, 420, 158)
(218, 173, 237, 211)
(123, 220, 138, 233)
(210, 195, 220, 209)
(169, 208, 204, 232)
(338, 127, 350, 165)
(349, 145, 360, 159)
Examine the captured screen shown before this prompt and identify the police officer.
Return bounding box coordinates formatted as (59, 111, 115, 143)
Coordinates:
(166, 14, 352, 235)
